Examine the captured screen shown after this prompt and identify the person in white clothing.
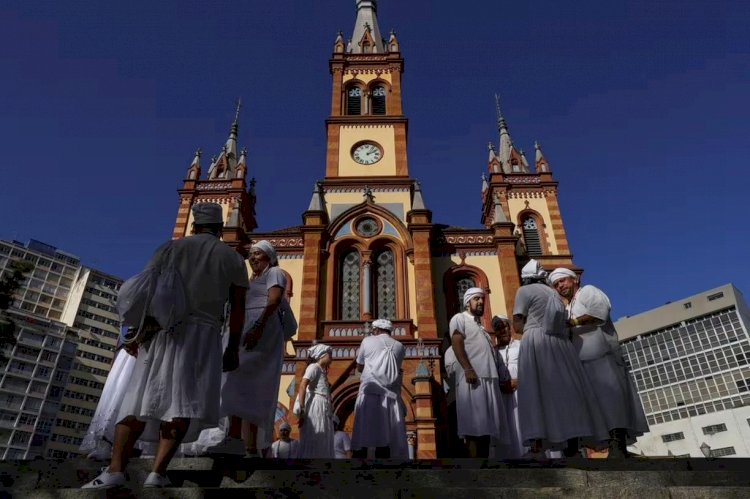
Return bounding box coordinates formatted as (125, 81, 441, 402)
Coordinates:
(333, 415, 352, 459)
(270, 422, 299, 459)
(513, 260, 609, 458)
(83, 203, 248, 489)
(549, 268, 649, 458)
(351, 319, 408, 459)
(448, 289, 508, 458)
(297, 343, 335, 458)
(208, 240, 286, 457)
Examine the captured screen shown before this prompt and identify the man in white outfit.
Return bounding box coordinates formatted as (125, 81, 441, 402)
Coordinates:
(449, 288, 508, 458)
(83, 203, 248, 489)
(351, 319, 408, 458)
(270, 422, 299, 459)
(549, 268, 648, 458)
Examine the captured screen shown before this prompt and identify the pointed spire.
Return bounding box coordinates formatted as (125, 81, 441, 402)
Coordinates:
(412, 181, 426, 210)
(235, 148, 248, 179)
(493, 192, 509, 224)
(495, 93, 508, 132)
(481, 173, 489, 192)
(487, 142, 496, 162)
(187, 149, 201, 179)
(351, 1, 385, 54)
(225, 99, 241, 160)
(520, 149, 530, 172)
(388, 29, 400, 52)
(535, 141, 550, 172)
(495, 94, 513, 170)
(334, 31, 346, 53)
(308, 182, 326, 211)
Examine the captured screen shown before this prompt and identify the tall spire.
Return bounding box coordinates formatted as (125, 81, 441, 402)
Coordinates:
(226, 98, 241, 160)
(351, 1, 385, 54)
(495, 94, 513, 169)
(535, 141, 551, 172)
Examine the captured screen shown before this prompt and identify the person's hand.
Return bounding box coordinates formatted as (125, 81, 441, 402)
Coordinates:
(464, 368, 478, 385)
(123, 341, 139, 358)
(222, 346, 239, 372)
(297, 414, 305, 428)
(243, 329, 262, 351)
(510, 379, 518, 391)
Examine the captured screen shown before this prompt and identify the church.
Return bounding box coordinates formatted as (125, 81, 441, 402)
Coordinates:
(170, 0, 576, 459)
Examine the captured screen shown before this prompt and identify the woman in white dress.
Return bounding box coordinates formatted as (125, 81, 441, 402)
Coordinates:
(212, 240, 286, 457)
(513, 260, 609, 457)
(297, 343, 335, 458)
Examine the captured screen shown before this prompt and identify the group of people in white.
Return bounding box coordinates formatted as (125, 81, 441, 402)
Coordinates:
(79, 202, 647, 490)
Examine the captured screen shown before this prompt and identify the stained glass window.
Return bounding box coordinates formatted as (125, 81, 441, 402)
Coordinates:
(456, 277, 476, 311)
(375, 250, 396, 319)
(372, 86, 386, 115)
(340, 250, 360, 320)
(347, 87, 362, 115)
(522, 217, 543, 256)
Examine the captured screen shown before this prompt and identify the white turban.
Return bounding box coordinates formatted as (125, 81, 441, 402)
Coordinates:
(251, 240, 278, 265)
(549, 268, 577, 285)
(192, 203, 223, 225)
(463, 287, 485, 307)
(280, 422, 291, 431)
(372, 319, 393, 331)
(521, 259, 547, 279)
(308, 343, 332, 361)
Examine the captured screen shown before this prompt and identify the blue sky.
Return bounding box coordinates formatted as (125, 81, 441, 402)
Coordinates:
(1, 0, 748, 319)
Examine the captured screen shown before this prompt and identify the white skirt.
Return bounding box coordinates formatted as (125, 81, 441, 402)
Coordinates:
(80, 349, 137, 453)
(517, 327, 610, 449)
(117, 319, 222, 444)
(350, 391, 408, 458)
(454, 372, 508, 443)
(492, 391, 527, 459)
(220, 308, 285, 450)
(582, 354, 649, 442)
(298, 393, 334, 458)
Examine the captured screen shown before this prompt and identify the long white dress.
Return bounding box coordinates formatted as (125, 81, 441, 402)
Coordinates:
(493, 340, 527, 458)
(350, 334, 408, 458)
(514, 283, 609, 449)
(80, 349, 137, 455)
(116, 234, 248, 443)
(449, 312, 508, 443)
(567, 285, 649, 443)
(298, 363, 334, 458)
(221, 266, 287, 451)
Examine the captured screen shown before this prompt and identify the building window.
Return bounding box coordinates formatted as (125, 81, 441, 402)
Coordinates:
(707, 292, 724, 301)
(455, 277, 476, 311)
(347, 87, 363, 115)
(522, 217, 543, 256)
(374, 249, 396, 320)
(339, 250, 361, 320)
(371, 86, 386, 115)
(683, 302, 692, 309)
(702, 423, 727, 435)
(710, 446, 736, 457)
(661, 432, 685, 443)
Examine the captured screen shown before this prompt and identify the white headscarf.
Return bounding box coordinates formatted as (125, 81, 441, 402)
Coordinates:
(308, 343, 332, 361)
(521, 259, 547, 279)
(463, 287, 485, 307)
(251, 240, 278, 266)
(372, 319, 393, 332)
(548, 268, 577, 285)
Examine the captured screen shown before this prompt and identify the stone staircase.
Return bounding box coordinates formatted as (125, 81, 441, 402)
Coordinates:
(2, 457, 749, 498)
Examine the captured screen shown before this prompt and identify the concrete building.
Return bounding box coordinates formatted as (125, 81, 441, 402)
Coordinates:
(616, 284, 750, 457)
(0, 239, 122, 459)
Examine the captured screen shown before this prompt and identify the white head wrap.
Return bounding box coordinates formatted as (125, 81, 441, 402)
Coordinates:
(251, 240, 278, 265)
(372, 319, 393, 332)
(308, 343, 332, 361)
(192, 203, 223, 225)
(548, 268, 577, 285)
(463, 287, 485, 307)
(279, 422, 291, 431)
(521, 259, 547, 279)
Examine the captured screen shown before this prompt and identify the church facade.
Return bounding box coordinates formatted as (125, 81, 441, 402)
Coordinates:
(170, 0, 576, 458)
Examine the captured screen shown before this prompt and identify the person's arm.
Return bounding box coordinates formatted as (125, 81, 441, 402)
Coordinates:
(451, 331, 478, 385)
(567, 314, 599, 327)
(297, 377, 310, 427)
(223, 284, 246, 372)
(244, 285, 284, 349)
(512, 314, 526, 336)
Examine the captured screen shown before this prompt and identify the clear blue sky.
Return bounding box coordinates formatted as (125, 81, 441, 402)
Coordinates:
(1, 0, 748, 319)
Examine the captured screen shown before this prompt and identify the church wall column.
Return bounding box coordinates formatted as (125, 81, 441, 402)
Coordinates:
(545, 190, 571, 255)
(362, 252, 373, 321)
(298, 227, 326, 340)
(412, 367, 438, 458)
(172, 192, 195, 240)
(410, 230, 438, 338)
(493, 223, 521, 318)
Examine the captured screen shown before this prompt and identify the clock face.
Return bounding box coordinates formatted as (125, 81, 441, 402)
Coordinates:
(352, 142, 383, 165)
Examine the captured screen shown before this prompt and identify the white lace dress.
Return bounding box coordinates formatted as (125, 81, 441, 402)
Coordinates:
(298, 363, 334, 458)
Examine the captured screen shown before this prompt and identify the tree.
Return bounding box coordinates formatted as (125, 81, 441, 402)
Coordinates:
(0, 260, 34, 361)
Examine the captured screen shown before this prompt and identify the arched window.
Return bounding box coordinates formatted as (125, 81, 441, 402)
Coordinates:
(339, 250, 361, 320)
(374, 249, 396, 319)
(371, 86, 387, 115)
(522, 216, 543, 256)
(455, 276, 476, 312)
(347, 87, 362, 116)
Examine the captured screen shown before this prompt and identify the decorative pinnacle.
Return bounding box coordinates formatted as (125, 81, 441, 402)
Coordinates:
(195, 148, 202, 158)
(535, 140, 541, 150)
(364, 22, 372, 32)
(487, 142, 495, 151)
(495, 94, 507, 130)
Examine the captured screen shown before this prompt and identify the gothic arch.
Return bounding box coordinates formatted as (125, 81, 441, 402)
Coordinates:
(442, 264, 493, 334)
(344, 80, 367, 115)
(517, 209, 549, 256)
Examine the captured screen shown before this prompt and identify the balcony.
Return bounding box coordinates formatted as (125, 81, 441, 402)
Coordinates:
(321, 320, 414, 339)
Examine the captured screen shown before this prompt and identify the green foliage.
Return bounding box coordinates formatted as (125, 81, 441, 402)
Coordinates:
(0, 260, 34, 360)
